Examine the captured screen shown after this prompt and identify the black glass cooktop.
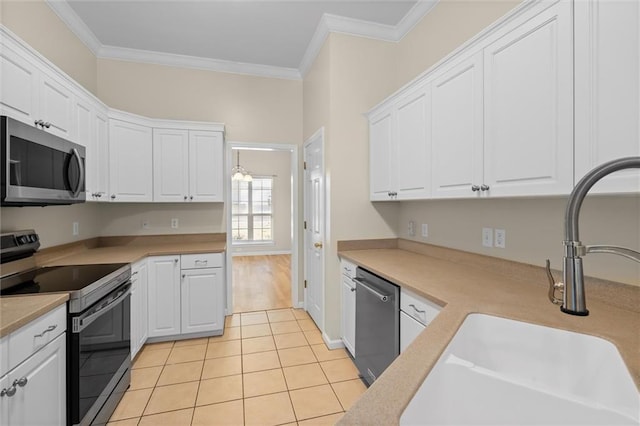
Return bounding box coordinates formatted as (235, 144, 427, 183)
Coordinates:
(0, 263, 128, 296)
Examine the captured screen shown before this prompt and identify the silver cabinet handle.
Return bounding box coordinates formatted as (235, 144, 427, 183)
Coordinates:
(471, 185, 480, 192)
(409, 303, 426, 314)
(14, 377, 27, 387)
(1, 386, 16, 397)
(34, 119, 43, 127)
(34, 324, 57, 338)
(480, 184, 490, 191)
(44, 122, 51, 128)
(195, 259, 208, 265)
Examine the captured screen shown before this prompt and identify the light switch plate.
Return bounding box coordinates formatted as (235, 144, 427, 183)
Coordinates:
(482, 227, 493, 247)
(495, 229, 506, 248)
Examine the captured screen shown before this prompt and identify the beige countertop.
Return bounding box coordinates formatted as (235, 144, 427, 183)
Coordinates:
(1, 293, 69, 337)
(337, 244, 639, 425)
(1, 234, 226, 338)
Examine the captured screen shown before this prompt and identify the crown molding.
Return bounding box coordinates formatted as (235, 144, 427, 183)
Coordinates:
(45, 0, 440, 80)
(98, 45, 302, 80)
(45, 0, 101, 55)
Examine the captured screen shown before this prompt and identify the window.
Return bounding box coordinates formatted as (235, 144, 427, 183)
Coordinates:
(231, 177, 273, 243)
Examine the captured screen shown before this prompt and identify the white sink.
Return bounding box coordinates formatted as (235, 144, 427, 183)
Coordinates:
(400, 314, 639, 425)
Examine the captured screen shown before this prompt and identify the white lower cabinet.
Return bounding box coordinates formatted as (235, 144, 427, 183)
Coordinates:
(130, 259, 149, 359)
(0, 306, 66, 426)
(399, 288, 442, 353)
(148, 253, 225, 339)
(340, 260, 356, 356)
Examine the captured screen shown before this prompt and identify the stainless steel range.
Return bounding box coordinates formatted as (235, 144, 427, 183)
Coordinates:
(1, 230, 132, 426)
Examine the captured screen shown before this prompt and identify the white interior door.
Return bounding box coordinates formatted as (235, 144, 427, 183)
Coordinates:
(304, 129, 325, 329)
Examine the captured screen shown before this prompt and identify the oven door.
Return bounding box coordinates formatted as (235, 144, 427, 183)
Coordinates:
(68, 282, 131, 426)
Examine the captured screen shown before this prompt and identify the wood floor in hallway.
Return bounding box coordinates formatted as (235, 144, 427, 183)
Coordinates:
(233, 255, 292, 313)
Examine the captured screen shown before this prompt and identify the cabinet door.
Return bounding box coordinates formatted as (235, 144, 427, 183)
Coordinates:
(181, 268, 224, 334)
(400, 311, 425, 353)
(431, 52, 484, 198)
(395, 83, 431, 200)
(73, 96, 93, 196)
(153, 128, 189, 202)
(575, 0, 640, 193)
(93, 109, 110, 201)
(483, 1, 573, 197)
(148, 256, 181, 338)
(39, 73, 74, 140)
(109, 119, 153, 202)
(341, 276, 356, 357)
(369, 109, 396, 200)
(5, 333, 66, 426)
(189, 130, 224, 202)
(0, 41, 39, 125)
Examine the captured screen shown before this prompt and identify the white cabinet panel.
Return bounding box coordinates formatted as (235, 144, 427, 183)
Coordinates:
(395, 83, 431, 199)
(39, 73, 74, 140)
(131, 259, 148, 359)
(575, 0, 640, 193)
(341, 275, 356, 356)
(400, 311, 425, 353)
(369, 110, 396, 200)
(181, 268, 224, 334)
(147, 256, 181, 338)
(431, 52, 484, 198)
(483, 1, 573, 196)
(109, 119, 153, 202)
(0, 42, 39, 125)
(153, 128, 190, 202)
(3, 333, 66, 426)
(189, 130, 223, 202)
(90, 109, 110, 201)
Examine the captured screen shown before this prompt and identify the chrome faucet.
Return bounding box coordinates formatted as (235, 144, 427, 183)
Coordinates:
(546, 156, 640, 316)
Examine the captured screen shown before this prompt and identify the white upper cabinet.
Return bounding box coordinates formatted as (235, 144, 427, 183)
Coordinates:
(0, 40, 39, 124)
(108, 118, 153, 202)
(395, 82, 431, 200)
(431, 52, 484, 198)
(483, 0, 573, 197)
(574, 0, 640, 193)
(91, 108, 110, 201)
(153, 128, 224, 202)
(369, 109, 396, 200)
(153, 128, 190, 202)
(189, 130, 224, 202)
(38, 73, 74, 140)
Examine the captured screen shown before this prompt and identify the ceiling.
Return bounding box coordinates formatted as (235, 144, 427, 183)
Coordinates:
(46, 0, 439, 79)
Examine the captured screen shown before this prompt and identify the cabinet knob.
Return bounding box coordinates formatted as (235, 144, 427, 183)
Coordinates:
(190, 195, 194, 200)
(14, 377, 27, 388)
(182, 274, 186, 279)
(184, 196, 188, 200)
(471, 185, 480, 192)
(34, 119, 43, 127)
(480, 184, 490, 191)
(350, 287, 356, 292)
(44, 122, 51, 128)
(0, 386, 16, 397)
(111, 194, 116, 199)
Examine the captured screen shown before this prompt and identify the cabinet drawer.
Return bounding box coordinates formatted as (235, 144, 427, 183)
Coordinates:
(181, 253, 223, 269)
(400, 288, 441, 326)
(8, 304, 66, 373)
(340, 260, 356, 278)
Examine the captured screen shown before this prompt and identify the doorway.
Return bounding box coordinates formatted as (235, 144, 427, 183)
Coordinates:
(225, 142, 299, 314)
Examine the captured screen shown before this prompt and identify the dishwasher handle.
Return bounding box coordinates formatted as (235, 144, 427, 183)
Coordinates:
(353, 277, 390, 302)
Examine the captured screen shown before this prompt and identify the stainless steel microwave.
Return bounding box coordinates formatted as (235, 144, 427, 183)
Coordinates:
(1, 115, 85, 206)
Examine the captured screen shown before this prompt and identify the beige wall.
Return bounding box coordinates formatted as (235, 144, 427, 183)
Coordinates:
(97, 59, 302, 144)
(1, 0, 98, 94)
(231, 149, 293, 254)
(1, 203, 102, 248)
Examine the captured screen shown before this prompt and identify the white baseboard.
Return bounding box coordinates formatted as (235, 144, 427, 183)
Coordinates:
(322, 332, 346, 350)
(294, 301, 305, 309)
(231, 250, 292, 256)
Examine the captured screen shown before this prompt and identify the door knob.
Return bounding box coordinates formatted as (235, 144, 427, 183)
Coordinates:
(314, 242, 323, 249)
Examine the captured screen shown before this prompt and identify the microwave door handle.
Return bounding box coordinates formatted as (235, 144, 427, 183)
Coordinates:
(69, 148, 84, 197)
(72, 284, 131, 333)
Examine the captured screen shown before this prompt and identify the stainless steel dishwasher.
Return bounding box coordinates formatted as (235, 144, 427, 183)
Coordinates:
(354, 267, 400, 386)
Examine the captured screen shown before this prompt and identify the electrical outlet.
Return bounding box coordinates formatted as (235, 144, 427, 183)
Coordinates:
(482, 227, 493, 247)
(171, 218, 179, 229)
(142, 219, 150, 229)
(421, 224, 428, 238)
(72, 222, 79, 236)
(408, 221, 415, 237)
(495, 229, 506, 248)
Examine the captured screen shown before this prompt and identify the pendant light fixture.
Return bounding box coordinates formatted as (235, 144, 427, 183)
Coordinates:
(231, 150, 253, 182)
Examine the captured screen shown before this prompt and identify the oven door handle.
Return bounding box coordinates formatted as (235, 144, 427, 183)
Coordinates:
(72, 283, 131, 333)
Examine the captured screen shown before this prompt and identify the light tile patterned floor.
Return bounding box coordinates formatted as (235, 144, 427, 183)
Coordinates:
(108, 308, 366, 426)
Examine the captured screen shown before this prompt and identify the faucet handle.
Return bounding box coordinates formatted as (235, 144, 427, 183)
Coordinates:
(545, 260, 564, 305)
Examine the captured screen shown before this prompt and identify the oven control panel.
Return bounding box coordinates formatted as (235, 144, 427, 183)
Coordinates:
(0, 229, 40, 264)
